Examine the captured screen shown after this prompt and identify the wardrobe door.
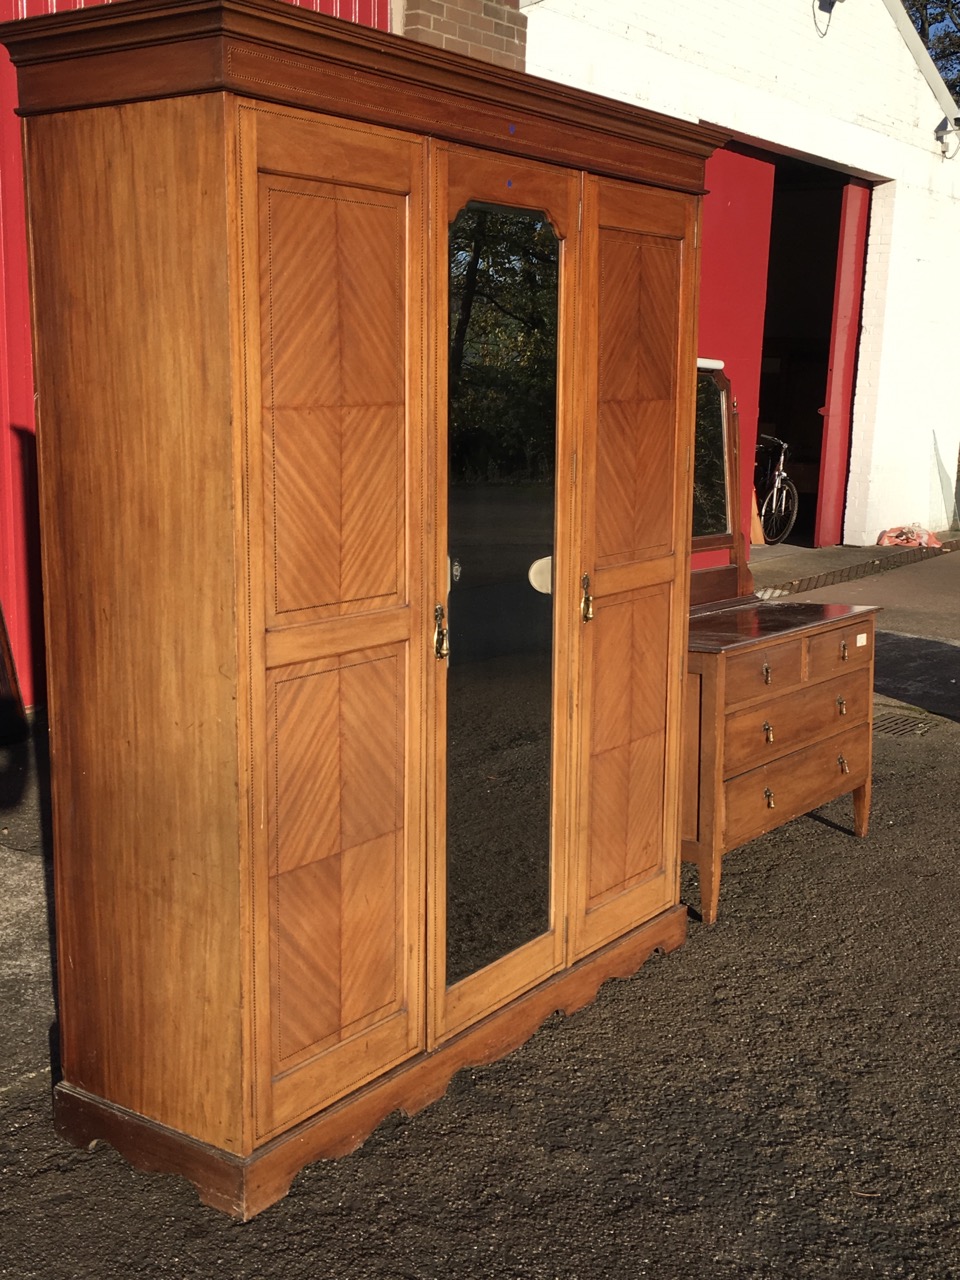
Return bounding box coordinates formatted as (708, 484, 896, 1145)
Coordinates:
(430, 145, 580, 1041)
(238, 105, 428, 1138)
(570, 175, 698, 959)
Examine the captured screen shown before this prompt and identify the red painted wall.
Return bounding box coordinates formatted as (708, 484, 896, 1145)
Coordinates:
(697, 147, 775, 563)
(0, 38, 38, 706)
(0, 0, 388, 708)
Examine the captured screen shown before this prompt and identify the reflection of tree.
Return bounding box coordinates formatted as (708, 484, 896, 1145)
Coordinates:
(692, 373, 729, 537)
(449, 207, 558, 484)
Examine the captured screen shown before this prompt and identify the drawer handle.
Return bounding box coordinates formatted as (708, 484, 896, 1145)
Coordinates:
(762, 662, 772, 685)
(836, 696, 847, 716)
(762, 720, 775, 744)
(764, 787, 775, 809)
(840, 640, 849, 662)
(838, 754, 850, 775)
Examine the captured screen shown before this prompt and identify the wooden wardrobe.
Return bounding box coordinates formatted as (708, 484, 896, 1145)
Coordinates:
(1, 0, 725, 1218)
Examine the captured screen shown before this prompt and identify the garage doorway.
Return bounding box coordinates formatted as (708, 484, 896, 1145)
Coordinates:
(758, 158, 870, 547)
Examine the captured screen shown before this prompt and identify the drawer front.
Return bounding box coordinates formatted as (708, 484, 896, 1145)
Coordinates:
(807, 618, 874, 681)
(724, 639, 803, 707)
(723, 722, 870, 849)
(723, 668, 872, 777)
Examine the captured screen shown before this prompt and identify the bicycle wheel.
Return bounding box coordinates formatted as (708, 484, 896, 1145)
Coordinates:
(760, 477, 799, 544)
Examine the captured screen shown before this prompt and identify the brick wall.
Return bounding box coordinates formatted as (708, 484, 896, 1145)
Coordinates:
(402, 0, 526, 70)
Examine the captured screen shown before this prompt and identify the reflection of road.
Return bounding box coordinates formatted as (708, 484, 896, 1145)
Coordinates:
(448, 582, 551, 662)
(449, 482, 553, 578)
(446, 652, 552, 986)
(448, 481, 554, 662)
(445, 482, 556, 984)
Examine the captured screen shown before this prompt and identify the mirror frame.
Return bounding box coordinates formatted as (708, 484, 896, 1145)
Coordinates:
(690, 361, 753, 606)
(692, 363, 738, 551)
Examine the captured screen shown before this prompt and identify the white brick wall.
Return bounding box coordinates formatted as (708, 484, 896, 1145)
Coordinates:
(523, 0, 960, 541)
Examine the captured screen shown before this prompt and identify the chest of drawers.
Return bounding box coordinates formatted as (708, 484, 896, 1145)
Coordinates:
(682, 600, 879, 923)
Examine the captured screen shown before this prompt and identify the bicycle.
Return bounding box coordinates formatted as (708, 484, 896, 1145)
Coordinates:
(755, 433, 799, 544)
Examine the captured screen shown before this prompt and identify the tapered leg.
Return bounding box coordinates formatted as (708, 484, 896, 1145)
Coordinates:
(853, 778, 871, 837)
(698, 850, 722, 926)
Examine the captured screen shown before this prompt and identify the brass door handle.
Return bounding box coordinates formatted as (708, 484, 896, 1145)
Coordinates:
(762, 721, 775, 744)
(434, 603, 449, 660)
(837, 696, 847, 716)
(838, 754, 850, 775)
(580, 573, 594, 623)
(762, 662, 772, 685)
(764, 787, 775, 809)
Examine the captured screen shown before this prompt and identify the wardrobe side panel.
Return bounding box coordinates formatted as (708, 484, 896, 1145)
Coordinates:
(25, 97, 246, 1149)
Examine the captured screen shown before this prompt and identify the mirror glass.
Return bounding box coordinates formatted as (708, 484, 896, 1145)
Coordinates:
(693, 369, 731, 538)
(445, 204, 559, 987)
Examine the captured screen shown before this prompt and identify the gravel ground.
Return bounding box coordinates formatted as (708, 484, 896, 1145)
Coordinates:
(2, 648, 959, 1277)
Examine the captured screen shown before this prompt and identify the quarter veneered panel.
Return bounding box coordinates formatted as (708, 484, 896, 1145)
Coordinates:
(594, 401, 635, 561)
(587, 737, 665, 905)
(269, 650, 404, 869)
(273, 666, 340, 874)
(260, 177, 406, 620)
(625, 733, 665, 882)
(634, 239, 678, 402)
(628, 399, 674, 557)
(273, 858, 342, 1060)
(341, 833, 402, 1028)
(589, 594, 633, 755)
(263, 185, 340, 407)
(591, 590, 670, 753)
(338, 198, 404, 406)
(585, 588, 671, 905)
(595, 230, 681, 565)
(340, 652, 403, 849)
(340, 405, 403, 605)
(271, 406, 342, 613)
(628, 588, 669, 741)
(587, 744, 629, 902)
(597, 234, 641, 404)
(269, 647, 406, 1066)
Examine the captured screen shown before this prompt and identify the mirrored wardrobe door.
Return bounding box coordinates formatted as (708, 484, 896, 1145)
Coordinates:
(429, 145, 582, 1043)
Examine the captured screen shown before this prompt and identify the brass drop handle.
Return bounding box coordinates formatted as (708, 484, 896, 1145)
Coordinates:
(837, 696, 847, 716)
(434, 603, 450, 660)
(838, 754, 850, 775)
(580, 573, 594, 623)
(762, 721, 775, 744)
(762, 662, 772, 685)
(840, 640, 849, 662)
(764, 787, 775, 809)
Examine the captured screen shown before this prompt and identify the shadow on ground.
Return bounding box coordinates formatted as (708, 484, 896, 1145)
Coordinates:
(874, 631, 960, 722)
